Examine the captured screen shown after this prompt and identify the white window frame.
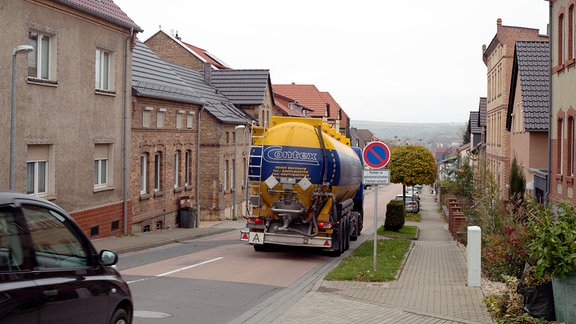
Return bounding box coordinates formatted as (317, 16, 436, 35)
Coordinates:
(26, 161, 48, 196)
(154, 152, 162, 191)
(28, 31, 56, 80)
(224, 160, 229, 192)
(140, 153, 148, 194)
(95, 49, 112, 91)
(94, 144, 110, 189)
(26, 145, 52, 197)
(174, 151, 180, 188)
(185, 150, 191, 186)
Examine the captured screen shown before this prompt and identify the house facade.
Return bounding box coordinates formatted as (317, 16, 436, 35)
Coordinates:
(130, 41, 206, 231)
(0, 0, 141, 238)
(506, 40, 549, 202)
(549, 0, 576, 204)
(273, 83, 349, 135)
(482, 19, 547, 201)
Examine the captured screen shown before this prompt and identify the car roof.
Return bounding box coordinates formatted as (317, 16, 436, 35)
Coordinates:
(0, 191, 63, 212)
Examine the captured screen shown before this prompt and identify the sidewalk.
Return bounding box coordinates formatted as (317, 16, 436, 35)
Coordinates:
(274, 189, 493, 324)
(92, 220, 246, 254)
(92, 189, 493, 323)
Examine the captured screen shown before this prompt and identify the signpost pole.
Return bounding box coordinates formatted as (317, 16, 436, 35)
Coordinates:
(373, 185, 378, 271)
(361, 141, 391, 274)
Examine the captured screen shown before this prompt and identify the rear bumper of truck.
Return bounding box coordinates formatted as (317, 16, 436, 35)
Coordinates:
(240, 229, 332, 248)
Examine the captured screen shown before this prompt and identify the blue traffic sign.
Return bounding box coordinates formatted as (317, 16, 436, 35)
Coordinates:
(362, 141, 391, 169)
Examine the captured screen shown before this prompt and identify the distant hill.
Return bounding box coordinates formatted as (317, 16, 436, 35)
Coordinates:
(351, 120, 466, 147)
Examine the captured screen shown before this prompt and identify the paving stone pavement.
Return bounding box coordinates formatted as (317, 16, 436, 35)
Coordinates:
(272, 189, 493, 324)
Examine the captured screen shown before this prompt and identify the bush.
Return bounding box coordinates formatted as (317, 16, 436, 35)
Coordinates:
(385, 200, 405, 232)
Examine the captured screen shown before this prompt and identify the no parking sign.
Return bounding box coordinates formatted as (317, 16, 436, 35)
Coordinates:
(362, 141, 391, 169)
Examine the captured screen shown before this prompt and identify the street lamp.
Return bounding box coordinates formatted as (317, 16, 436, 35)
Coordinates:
(10, 44, 33, 191)
(233, 124, 246, 219)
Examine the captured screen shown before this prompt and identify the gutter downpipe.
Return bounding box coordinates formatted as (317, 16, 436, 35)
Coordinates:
(546, 0, 552, 205)
(196, 106, 205, 228)
(123, 28, 134, 235)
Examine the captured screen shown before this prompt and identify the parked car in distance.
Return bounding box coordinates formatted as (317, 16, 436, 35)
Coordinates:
(406, 187, 420, 201)
(0, 192, 133, 324)
(394, 194, 419, 213)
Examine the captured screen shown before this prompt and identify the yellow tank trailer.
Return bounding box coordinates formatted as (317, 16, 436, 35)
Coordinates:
(240, 117, 365, 256)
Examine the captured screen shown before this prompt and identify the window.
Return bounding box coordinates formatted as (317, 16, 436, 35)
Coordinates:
(569, 117, 575, 176)
(176, 111, 184, 129)
(143, 107, 153, 128)
(0, 207, 30, 271)
(157, 109, 166, 128)
(174, 151, 180, 188)
(23, 205, 88, 268)
(140, 153, 148, 194)
(187, 112, 195, 129)
(224, 160, 229, 192)
(185, 150, 191, 186)
(569, 5, 575, 61)
(26, 145, 51, 197)
(28, 31, 55, 80)
(559, 13, 565, 66)
(94, 144, 111, 189)
(95, 49, 112, 91)
(154, 152, 162, 191)
(558, 118, 564, 175)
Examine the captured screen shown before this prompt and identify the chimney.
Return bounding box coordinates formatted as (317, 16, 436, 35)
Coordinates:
(203, 62, 212, 85)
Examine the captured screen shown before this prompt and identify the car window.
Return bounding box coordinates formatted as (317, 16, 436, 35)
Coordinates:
(0, 208, 29, 272)
(21, 205, 89, 269)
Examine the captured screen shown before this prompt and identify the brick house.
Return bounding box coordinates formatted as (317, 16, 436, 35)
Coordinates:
(167, 63, 255, 221)
(131, 41, 204, 231)
(144, 30, 231, 71)
(506, 40, 549, 202)
(482, 18, 547, 201)
(131, 41, 253, 226)
(273, 83, 349, 135)
(350, 128, 375, 148)
(0, 0, 141, 238)
(549, 0, 576, 204)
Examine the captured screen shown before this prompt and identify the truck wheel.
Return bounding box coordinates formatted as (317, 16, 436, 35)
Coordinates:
(343, 219, 350, 251)
(328, 228, 343, 257)
(350, 221, 359, 241)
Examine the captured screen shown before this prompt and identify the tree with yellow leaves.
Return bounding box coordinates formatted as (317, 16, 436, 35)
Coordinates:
(388, 145, 436, 192)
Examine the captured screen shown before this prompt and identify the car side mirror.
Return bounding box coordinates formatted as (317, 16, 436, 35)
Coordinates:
(99, 250, 118, 266)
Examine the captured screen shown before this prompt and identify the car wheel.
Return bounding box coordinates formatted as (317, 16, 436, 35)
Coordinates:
(110, 308, 129, 324)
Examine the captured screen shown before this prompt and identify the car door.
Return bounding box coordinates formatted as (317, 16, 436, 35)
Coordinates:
(0, 205, 41, 324)
(19, 203, 110, 324)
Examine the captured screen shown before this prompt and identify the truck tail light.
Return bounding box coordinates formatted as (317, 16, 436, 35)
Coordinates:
(247, 217, 263, 225)
(317, 222, 332, 229)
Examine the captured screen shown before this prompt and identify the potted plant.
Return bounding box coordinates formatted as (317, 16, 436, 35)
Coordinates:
(517, 263, 555, 320)
(527, 201, 576, 323)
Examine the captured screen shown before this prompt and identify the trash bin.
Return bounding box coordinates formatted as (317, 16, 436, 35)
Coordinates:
(178, 196, 197, 228)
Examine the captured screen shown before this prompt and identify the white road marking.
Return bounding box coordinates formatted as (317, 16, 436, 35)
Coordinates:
(126, 257, 224, 284)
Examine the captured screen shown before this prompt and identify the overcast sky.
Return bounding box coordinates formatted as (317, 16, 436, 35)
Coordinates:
(114, 0, 549, 124)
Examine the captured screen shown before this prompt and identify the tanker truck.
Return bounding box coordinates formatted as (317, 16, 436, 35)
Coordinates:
(240, 116, 364, 256)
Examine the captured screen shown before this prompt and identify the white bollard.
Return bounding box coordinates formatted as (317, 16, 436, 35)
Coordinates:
(467, 226, 481, 287)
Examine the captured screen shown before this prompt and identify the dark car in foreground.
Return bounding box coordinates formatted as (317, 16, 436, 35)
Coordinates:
(0, 192, 133, 324)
